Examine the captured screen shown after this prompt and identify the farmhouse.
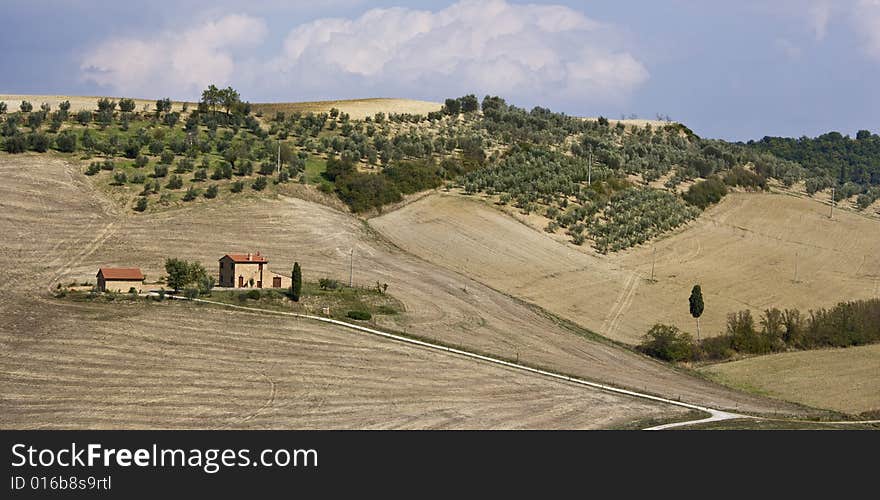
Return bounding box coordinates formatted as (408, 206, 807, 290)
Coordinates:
(218, 252, 291, 289)
(96, 267, 145, 293)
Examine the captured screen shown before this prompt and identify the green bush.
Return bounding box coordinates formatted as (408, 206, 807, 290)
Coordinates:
(134, 197, 148, 212)
(638, 324, 694, 362)
(346, 310, 372, 321)
(683, 177, 727, 209)
(252, 176, 268, 191)
(246, 289, 261, 300)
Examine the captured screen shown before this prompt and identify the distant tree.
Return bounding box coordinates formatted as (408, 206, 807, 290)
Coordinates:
(443, 98, 461, 115)
(55, 130, 77, 152)
(230, 180, 244, 193)
(29, 132, 50, 152)
(856, 129, 872, 141)
(40, 102, 51, 114)
(4, 134, 27, 153)
(0, 101, 7, 114)
(159, 98, 173, 114)
(166, 175, 183, 189)
(20, 101, 33, 113)
(134, 196, 148, 212)
(119, 98, 136, 113)
(27, 112, 44, 131)
(459, 94, 479, 113)
(76, 110, 92, 125)
(252, 176, 267, 191)
(163, 112, 180, 127)
(291, 262, 302, 301)
(164, 258, 190, 292)
(165, 258, 208, 292)
(58, 100, 70, 113)
(639, 324, 694, 362)
(481, 95, 506, 112)
(201, 84, 221, 114)
(96, 98, 116, 112)
(182, 186, 199, 201)
(204, 184, 218, 198)
(689, 285, 705, 339)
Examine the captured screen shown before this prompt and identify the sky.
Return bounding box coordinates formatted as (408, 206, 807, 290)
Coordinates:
(1, 0, 878, 140)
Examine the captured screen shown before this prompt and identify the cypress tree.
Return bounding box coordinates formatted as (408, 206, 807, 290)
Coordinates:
(689, 284, 704, 339)
(291, 262, 302, 302)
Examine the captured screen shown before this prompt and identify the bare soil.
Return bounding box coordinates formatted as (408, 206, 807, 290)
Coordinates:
(373, 193, 880, 345)
(0, 155, 818, 430)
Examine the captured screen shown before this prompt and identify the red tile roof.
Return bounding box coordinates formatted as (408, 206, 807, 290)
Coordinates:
(97, 268, 145, 280)
(221, 253, 268, 263)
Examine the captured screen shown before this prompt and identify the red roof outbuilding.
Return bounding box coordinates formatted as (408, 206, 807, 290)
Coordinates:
(97, 268, 145, 281)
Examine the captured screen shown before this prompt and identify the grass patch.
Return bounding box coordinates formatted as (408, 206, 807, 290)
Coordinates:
(304, 156, 331, 187)
(209, 281, 403, 323)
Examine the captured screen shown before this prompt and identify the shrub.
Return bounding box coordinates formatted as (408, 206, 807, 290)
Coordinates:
(4, 134, 27, 153)
(252, 176, 268, 191)
(638, 324, 694, 362)
(135, 155, 149, 168)
(683, 177, 727, 209)
(230, 180, 244, 193)
(55, 130, 77, 152)
(182, 186, 199, 201)
(246, 289, 261, 300)
(160, 150, 174, 165)
(166, 175, 183, 189)
(319, 278, 340, 290)
(85, 163, 101, 175)
(112, 171, 127, 185)
(29, 132, 50, 152)
(204, 184, 218, 199)
(134, 197, 148, 212)
(153, 165, 168, 178)
(346, 310, 372, 321)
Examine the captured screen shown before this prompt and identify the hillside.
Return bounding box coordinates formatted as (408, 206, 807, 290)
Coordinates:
(372, 191, 880, 344)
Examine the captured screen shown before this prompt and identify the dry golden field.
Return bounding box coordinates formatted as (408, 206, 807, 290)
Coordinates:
(700, 345, 880, 416)
(372, 193, 880, 345)
(0, 94, 190, 113)
(0, 154, 812, 429)
(250, 98, 441, 119)
(0, 155, 690, 429)
(0, 95, 441, 121)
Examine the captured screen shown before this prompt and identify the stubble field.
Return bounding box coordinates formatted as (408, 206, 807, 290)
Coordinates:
(0, 154, 816, 430)
(372, 193, 880, 344)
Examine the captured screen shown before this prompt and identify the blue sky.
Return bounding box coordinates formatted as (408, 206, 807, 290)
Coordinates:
(1, 0, 878, 140)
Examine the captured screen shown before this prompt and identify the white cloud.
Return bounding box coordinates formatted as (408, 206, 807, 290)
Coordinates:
(80, 14, 267, 98)
(854, 0, 880, 59)
(807, 0, 832, 40)
(78, 1, 648, 107)
(266, 0, 646, 105)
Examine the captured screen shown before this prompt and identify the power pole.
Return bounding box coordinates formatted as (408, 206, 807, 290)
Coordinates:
(277, 143, 281, 175)
(349, 248, 354, 288)
(830, 186, 835, 219)
(793, 252, 799, 283)
(588, 147, 593, 186)
(650, 246, 656, 282)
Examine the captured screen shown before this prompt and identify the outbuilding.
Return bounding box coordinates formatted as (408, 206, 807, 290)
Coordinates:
(96, 268, 145, 293)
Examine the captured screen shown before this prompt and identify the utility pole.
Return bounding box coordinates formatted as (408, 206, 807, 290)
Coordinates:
(277, 143, 281, 175)
(650, 246, 656, 282)
(830, 186, 835, 219)
(793, 252, 799, 283)
(588, 147, 593, 186)
(349, 248, 354, 288)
